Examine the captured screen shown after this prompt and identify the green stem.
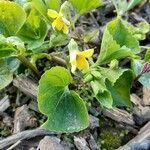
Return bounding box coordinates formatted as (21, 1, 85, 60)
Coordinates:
(17, 55, 41, 79)
(31, 53, 67, 67)
(71, 14, 80, 31)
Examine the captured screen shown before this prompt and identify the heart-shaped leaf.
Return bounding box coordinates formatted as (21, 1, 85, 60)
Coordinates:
(38, 67, 89, 133)
(0, 1, 26, 36)
(96, 18, 140, 65)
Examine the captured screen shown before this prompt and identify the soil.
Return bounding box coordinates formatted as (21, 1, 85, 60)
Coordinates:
(0, 0, 150, 150)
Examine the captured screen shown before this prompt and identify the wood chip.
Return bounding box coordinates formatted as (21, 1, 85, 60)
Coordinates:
(13, 105, 37, 134)
(103, 108, 135, 126)
(0, 96, 10, 112)
(118, 121, 150, 150)
(130, 94, 142, 106)
(28, 100, 39, 112)
(13, 75, 37, 100)
(143, 87, 150, 106)
(74, 136, 90, 150)
(88, 134, 100, 150)
(133, 106, 150, 125)
(0, 128, 55, 149)
(89, 115, 99, 130)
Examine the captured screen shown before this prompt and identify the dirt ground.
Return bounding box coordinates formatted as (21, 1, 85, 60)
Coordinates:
(0, 0, 150, 150)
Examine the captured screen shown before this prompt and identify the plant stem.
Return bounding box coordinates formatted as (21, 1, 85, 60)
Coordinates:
(71, 14, 80, 31)
(17, 55, 41, 79)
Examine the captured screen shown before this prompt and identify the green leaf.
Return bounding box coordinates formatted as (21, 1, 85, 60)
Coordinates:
(128, 21, 150, 41)
(91, 76, 113, 108)
(111, 0, 146, 15)
(106, 70, 133, 107)
(49, 32, 70, 47)
(68, 39, 79, 52)
(0, 59, 13, 90)
(132, 59, 150, 87)
(111, 0, 128, 16)
(31, 0, 49, 22)
(0, 35, 24, 59)
(69, 0, 102, 15)
(89, 67, 133, 108)
(145, 48, 150, 61)
(0, 1, 26, 36)
(83, 29, 100, 43)
(97, 18, 140, 65)
(38, 66, 89, 133)
(7, 58, 20, 72)
(127, 0, 146, 10)
(45, 0, 61, 11)
(31, 0, 60, 23)
(17, 9, 48, 50)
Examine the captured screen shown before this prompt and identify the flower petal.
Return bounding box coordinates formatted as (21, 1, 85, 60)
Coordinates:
(62, 17, 70, 26)
(76, 56, 89, 70)
(52, 17, 64, 31)
(71, 65, 77, 73)
(70, 54, 77, 73)
(63, 24, 69, 34)
(77, 49, 94, 58)
(47, 9, 59, 18)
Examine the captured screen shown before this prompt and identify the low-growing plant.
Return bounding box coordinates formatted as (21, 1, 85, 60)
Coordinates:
(0, 0, 149, 133)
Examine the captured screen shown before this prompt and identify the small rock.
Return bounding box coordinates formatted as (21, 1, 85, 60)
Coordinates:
(38, 136, 65, 150)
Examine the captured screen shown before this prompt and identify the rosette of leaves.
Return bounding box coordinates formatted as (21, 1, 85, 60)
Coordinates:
(38, 66, 89, 133)
(84, 17, 141, 108)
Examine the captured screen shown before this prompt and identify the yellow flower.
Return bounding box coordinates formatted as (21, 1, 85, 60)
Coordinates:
(47, 9, 70, 34)
(70, 49, 94, 72)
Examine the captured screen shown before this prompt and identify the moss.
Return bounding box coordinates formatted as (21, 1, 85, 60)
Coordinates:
(0, 126, 11, 137)
(97, 117, 134, 150)
(97, 128, 122, 150)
